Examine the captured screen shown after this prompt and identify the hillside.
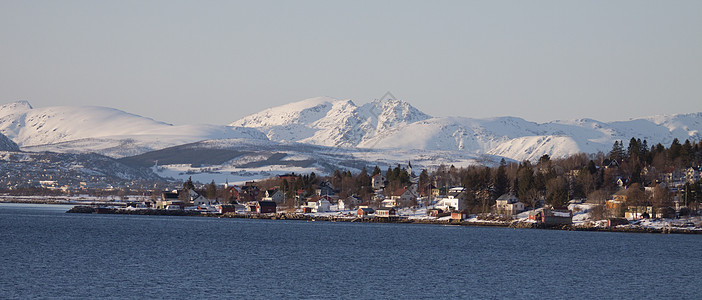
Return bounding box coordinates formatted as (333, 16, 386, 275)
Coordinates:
(0, 150, 164, 189)
(121, 138, 487, 185)
(0, 101, 268, 158)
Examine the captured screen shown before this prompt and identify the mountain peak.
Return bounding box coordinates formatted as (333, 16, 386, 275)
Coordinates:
(230, 96, 434, 147)
(230, 96, 348, 128)
(0, 100, 33, 117)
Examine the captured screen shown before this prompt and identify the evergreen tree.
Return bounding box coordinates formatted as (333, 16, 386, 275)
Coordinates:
(392, 165, 402, 182)
(183, 176, 195, 191)
(418, 169, 430, 196)
(332, 170, 342, 189)
(609, 141, 625, 162)
(681, 139, 693, 166)
(396, 167, 408, 185)
(494, 158, 509, 197)
(630, 164, 642, 185)
(627, 137, 640, 160)
(206, 180, 217, 199)
(546, 177, 568, 207)
(357, 167, 370, 188)
(372, 166, 382, 176)
(586, 160, 597, 175)
(386, 167, 394, 182)
(641, 140, 651, 164)
(516, 162, 535, 199)
(669, 138, 682, 161)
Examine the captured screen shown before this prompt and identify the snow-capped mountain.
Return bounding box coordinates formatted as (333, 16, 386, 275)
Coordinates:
(230, 96, 431, 147)
(234, 98, 702, 162)
(0, 101, 268, 158)
(1, 98, 700, 166)
(357, 114, 701, 162)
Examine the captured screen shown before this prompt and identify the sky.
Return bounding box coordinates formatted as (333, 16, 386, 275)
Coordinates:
(1, 0, 701, 126)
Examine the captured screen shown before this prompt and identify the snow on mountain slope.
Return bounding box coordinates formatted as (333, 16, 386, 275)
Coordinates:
(230, 96, 431, 147)
(135, 138, 488, 184)
(358, 116, 546, 152)
(232, 96, 341, 128)
(641, 112, 702, 143)
(487, 136, 582, 162)
(232, 96, 702, 162)
(0, 101, 268, 157)
(3, 98, 700, 164)
(359, 113, 702, 161)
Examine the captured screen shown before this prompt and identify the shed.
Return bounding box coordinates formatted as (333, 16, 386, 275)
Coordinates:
(451, 212, 468, 221)
(218, 204, 237, 214)
(256, 201, 277, 213)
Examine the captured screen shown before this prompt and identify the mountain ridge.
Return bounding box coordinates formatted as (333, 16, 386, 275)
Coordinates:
(1, 98, 700, 164)
(0, 101, 269, 157)
(231, 97, 702, 162)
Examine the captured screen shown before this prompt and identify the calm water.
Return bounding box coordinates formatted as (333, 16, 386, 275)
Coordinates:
(0, 203, 699, 299)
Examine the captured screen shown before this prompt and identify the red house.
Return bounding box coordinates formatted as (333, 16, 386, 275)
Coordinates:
(357, 207, 375, 217)
(375, 207, 396, 217)
(218, 204, 237, 214)
(256, 201, 277, 213)
(451, 212, 468, 221)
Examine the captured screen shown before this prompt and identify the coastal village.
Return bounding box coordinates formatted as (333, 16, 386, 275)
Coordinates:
(135, 160, 701, 231)
(5, 138, 702, 233)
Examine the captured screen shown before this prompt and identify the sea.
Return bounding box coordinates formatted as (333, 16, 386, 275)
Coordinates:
(0, 203, 699, 299)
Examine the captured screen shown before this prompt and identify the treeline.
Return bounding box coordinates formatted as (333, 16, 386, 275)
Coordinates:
(301, 138, 702, 214)
(189, 137, 701, 216)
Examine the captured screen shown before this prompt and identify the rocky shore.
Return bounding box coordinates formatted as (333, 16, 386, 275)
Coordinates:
(65, 206, 702, 234)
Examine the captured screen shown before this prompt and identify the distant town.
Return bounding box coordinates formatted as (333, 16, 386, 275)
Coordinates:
(3, 137, 702, 233)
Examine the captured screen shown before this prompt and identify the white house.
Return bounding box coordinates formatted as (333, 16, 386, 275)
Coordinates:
(189, 190, 216, 206)
(381, 198, 398, 208)
(193, 196, 216, 206)
(495, 193, 525, 215)
(389, 187, 417, 207)
(307, 198, 331, 213)
(262, 189, 285, 204)
(435, 196, 462, 212)
(338, 196, 360, 211)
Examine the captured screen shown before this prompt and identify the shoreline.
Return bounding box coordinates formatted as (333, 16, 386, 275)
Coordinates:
(63, 205, 702, 235)
(0, 197, 128, 206)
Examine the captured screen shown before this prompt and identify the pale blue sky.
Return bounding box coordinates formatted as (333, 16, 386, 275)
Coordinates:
(2, 0, 701, 125)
